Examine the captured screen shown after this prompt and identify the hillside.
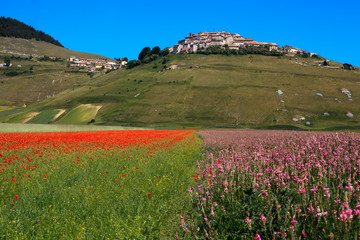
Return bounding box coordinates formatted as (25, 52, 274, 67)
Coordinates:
(0, 17, 63, 47)
(0, 36, 114, 106)
(0, 36, 110, 59)
(1, 54, 360, 129)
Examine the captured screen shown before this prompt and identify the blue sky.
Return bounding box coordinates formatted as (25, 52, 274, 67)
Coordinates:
(1, 0, 360, 66)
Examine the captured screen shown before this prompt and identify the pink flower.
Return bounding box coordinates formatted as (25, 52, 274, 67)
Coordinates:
(317, 212, 328, 217)
(260, 214, 266, 222)
(245, 217, 251, 224)
(297, 187, 306, 194)
(338, 209, 353, 222)
(354, 209, 360, 216)
(261, 189, 268, 198)
(302, 229, 307, 238)
(307, 205, 314, 212)
(254, 233, 261, 240)
(204, 217, 208, 221)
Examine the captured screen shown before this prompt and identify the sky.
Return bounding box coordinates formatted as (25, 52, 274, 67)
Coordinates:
(1, 0, 360, 66)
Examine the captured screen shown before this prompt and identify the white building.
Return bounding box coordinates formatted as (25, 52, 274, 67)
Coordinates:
(173, 31, 279, 54)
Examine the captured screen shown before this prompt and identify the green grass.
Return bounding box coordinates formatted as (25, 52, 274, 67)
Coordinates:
(56, 105, 100, 125)
(7, 112, 38, 123)
(0, 37, 112, 106)
(2, 54, 360, 129)
(0, 60, 99, 106)
(0, 107, 15, 112)
(27, 109, 62, 124)
(0, 131, 202, 238)
(0, 108, 20, 116)
(0, 123, 151, 132)
(0, 37, 111, 60)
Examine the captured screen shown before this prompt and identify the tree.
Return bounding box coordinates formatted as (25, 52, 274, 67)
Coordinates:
(343, 63, 354, 70)
(159, 48, 170, 56)
(151, 46, 161, 55)
(4, 56, 11, 67)
(0, 17, 63, 47)
(302, 52, 309, 58)
(322, 60, 329, 66)
(138, 47, 151, 61)
(127, 60, 141, 69)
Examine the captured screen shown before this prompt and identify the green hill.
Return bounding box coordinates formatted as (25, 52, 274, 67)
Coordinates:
(0, 36, 110, 59)
(1, 54, 360, 129)
(0, 17, 63, 47)
(0, 36, 112, 106)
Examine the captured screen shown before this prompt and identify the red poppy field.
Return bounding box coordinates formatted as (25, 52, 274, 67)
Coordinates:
(0, 130, 201, 239)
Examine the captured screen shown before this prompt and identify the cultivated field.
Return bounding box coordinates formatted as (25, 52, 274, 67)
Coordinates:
(0, 130, 201, 239)
(191, 129, 360, 239)
(1, 127, 359, 239)
(0, 123, 151, 132)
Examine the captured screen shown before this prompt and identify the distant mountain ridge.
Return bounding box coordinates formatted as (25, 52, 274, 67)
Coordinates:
(0, 17, 63, 47)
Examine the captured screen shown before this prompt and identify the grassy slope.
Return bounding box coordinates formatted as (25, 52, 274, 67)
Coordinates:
(56, 105, 100, 125)
(0, 37, 110, 59)
(0, 37, 111, 106)
(2, 54, 360, 129)
(0, 57, 111, 106)
(27, 109, 62, 124)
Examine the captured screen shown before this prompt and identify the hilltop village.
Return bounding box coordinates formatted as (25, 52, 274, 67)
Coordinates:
(68, 57, 127, 72)
(0, 55, 128, 73)
(172, 31, 315, 56)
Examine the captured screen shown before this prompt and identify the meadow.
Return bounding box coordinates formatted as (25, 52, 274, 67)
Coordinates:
(187, 129, 360, 239)
(0, 130, 201, 239)
(1, 127, 359, 239)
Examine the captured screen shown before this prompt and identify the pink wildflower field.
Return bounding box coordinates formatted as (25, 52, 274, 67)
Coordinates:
(184, 130, 360, 239)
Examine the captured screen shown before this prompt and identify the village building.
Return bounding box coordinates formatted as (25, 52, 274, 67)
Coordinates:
(173, 31, 281, 53)
(69, 56, 79, 62)
(269, 43, 280, 51)
(281, 45, 306, 54)
(228, 44, 239, 50)
(67, 56, 125, 71)
(172, 31, 315, 55)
